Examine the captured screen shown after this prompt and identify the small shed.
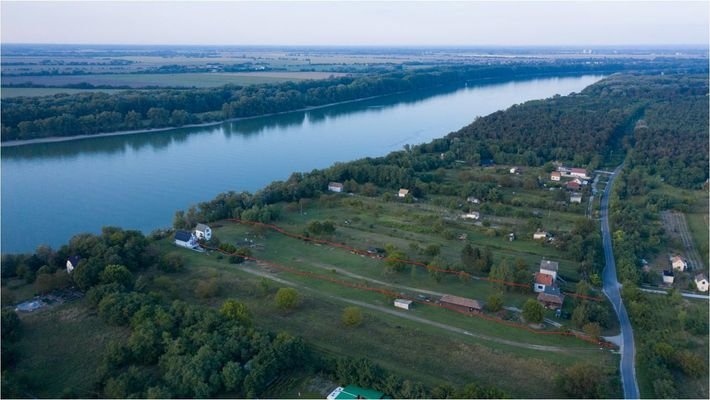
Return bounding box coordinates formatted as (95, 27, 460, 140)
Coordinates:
(662, 270, 674, 285)
(570, 193, 583, 203)
(533, 230, 548, 240)
(328, 182, 344, 193)
(398, 188, 409, 198)
(66, 255, 80, 274)
(461, 212, 480, 220)
(394, 299, 413, 310)
(550, 171, 561, 181)
(695, 273, 709, 292)
(537, 286, 564, 309)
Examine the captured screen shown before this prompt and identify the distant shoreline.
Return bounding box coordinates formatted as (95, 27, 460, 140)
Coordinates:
(0, 92, 405, 148)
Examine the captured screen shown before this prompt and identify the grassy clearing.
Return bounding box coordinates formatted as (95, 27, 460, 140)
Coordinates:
(150, 241, 619, 397)
(11, 301, 128, 398)
(686, 193, 709, 269)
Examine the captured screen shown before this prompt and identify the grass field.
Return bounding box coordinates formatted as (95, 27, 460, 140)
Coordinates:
(1, 87, 127, 98)
(686, 193, 709, 269)
(10, 301, 128, 398)
(1, 71, 344, 89)
(150, 237, 620, 398)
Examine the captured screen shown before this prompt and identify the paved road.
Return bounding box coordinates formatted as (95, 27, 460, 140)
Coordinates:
(600, 164, 640, 399)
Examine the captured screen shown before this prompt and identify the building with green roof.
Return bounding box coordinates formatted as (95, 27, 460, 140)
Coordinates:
(326, 385, 385, 400)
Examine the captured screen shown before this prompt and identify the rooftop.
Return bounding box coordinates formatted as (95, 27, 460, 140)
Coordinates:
(540, 260, 559, 271)
(535, 272, 554, 286)
(195, 223, 210, 231)
(332, 385, 385, 400)
(439, 294, 481, 310)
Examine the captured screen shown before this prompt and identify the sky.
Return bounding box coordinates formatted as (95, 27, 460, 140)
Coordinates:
(1, 1, 708, 47)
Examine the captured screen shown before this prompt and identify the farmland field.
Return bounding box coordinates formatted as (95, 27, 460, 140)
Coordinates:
(1, 71, 346, 88)
(0, 87, 127, 98)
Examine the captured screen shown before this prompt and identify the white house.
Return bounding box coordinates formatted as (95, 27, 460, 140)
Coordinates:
(194, 223, 212, 241)
(570, 168, 590, 180)
(550, 171, 561, 181)
(466, 196, 481, 204)
(461, 212, 480, 220)
(534, 272, 554, 293)
(66, 255, 80, 274)
(671, 256, 687, 271)
(695, 274, 708, 292)
(394, 299, 413, 310)
(328, 182, 344, 193)
(510, 167, 521, 174)
(533, 230, 548, 240)
(398, 188, 409, 198)
(175, 230, 198, 249)
(539, 260, 559, 281)
(662, 270, 675, 285)
(570, 193, 583, 203)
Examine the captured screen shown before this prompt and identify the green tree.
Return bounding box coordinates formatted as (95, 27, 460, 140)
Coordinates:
(220, 300, 252, 327)
(275, 287, 301, 310)
(557, 363, 608, 398)
(341, 306, 363, 327)
(100, 264, 134, 290)
(1, 309, 21, 342)
(522, 299, 544, 323)
(582, 322, 601, 338)
(486, 293, 503, 312)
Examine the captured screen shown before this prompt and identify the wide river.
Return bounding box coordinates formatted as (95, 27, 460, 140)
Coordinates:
(2, 75, 603, 253)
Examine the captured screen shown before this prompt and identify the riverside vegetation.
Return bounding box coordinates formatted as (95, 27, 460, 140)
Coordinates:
(1, 72, 708, 398)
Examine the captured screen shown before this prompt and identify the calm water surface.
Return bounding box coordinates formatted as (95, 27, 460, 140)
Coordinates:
(2, 75, 603, 252)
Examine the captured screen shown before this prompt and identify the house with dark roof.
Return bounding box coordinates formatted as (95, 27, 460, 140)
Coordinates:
(66, 256, 80, 274)
(175, 230, 198, 249)
(662, 270, 674, 285)
(537, 286, 564, 309)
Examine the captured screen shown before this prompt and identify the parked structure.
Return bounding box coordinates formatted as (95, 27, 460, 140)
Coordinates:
(439, 294, 482, 312)
(66, 255, 80, 274)
(328, 182, 344, 193)
(550, 171, 561, 181)
(194, 223, 212, 241)
(570, 193, 583, 203)
(394, 299, 413, 310)
(398, 188, 409, 198)
(695, 273, 709, 292)
(510, 167, 522, 174)
(671, 255, 687, 271)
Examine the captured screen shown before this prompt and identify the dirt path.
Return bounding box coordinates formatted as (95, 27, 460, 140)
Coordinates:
(661, 211, 705, 270)
(237, 262, 593, 353)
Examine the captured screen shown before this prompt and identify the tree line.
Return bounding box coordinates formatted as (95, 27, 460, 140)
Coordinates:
(3, 59, 699, 141)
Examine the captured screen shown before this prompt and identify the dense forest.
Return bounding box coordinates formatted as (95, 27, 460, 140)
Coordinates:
(2, 58, 706, 141)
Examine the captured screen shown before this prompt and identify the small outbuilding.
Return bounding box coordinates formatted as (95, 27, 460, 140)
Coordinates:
(533, 230, 548, 240)
(398, 188, 409, 198)
(662, 270, 675, 285)
(461, 212, 480, 220)
(328, 182, 344, 193)
(394, 299, 413, 310)
(695, 273, 709, 292)
(66, 255, 81, 274)
(466, 196, 481, 204)
(439, 294, 482, 312)
(537, 286, 565, 309)
(566, 181, 581, 191)
(570, 193, 583, 203)
(534, 272, 554, 293)
(550, 171, 561, 181)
